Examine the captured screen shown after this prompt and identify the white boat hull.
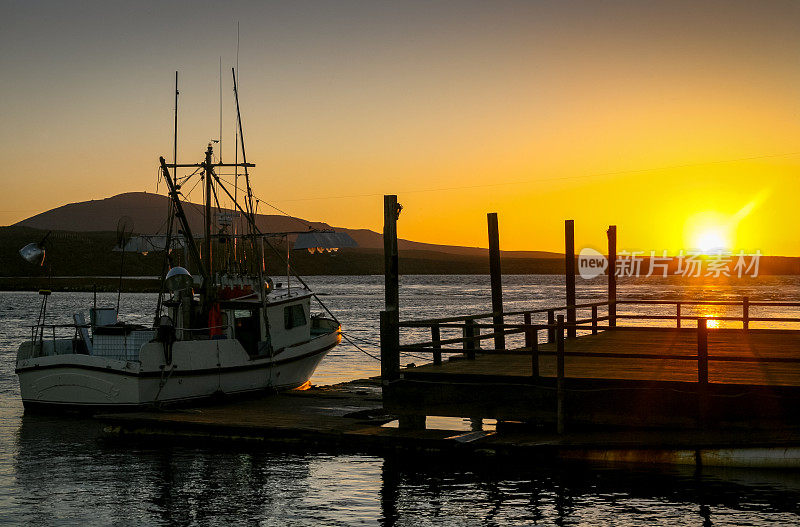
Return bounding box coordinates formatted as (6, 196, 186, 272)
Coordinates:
(16, 327, 340, 410)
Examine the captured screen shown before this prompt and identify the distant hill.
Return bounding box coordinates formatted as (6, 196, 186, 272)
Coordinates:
(0, 224, 565, 285)
(9, 193, 799, 289)
(13, 192, 561, 259)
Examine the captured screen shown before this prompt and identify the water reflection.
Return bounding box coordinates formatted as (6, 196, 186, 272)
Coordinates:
(378, 455, 800, 526)
(14, 414, 381, 525)
(10, 414, 800, 525)
(7, 278, 800, 525)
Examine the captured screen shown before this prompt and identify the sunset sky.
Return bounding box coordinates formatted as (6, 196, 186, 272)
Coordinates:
(3, 1, 800, 254)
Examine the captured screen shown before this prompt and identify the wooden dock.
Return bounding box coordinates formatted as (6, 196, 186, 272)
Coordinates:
(97, 378, 800, 468)
(386, 327, 800, 430)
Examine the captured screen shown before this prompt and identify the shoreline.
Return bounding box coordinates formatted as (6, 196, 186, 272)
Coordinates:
(1, 272, 798, 294)
(0, 276, 162, 293)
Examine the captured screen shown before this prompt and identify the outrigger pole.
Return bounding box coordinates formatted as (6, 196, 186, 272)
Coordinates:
(159, 157, 207, 283)
(232, 67, 260, 274)
(155, 71, 180, 322)
(232, 68, 254, 222)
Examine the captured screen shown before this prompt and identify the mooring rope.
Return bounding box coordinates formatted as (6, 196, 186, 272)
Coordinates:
(340, 331, 431, 362)
(341, 333, 381, 361)
(152, 364, 176, 408)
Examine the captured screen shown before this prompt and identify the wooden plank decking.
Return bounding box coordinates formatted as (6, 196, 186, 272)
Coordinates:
(96, 378, 800, 468)
(404, 328, 800, 386)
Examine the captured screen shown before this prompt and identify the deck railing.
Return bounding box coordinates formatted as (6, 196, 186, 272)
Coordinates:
(396, 297, 800, 355)
(616, 297, 800, 328)
(387, 297, 800, 432)
(391, 297, 800, 378)
(26, 323, 89, 358)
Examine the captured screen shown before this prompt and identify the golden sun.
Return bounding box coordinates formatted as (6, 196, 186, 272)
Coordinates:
(684, 212, 733, 253)
(693, 227, 730, 253)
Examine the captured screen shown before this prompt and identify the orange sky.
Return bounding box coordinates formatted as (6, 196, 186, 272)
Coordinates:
(3, 1, 800, 254)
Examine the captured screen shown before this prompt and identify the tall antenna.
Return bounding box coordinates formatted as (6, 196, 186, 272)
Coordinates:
(232, 67, 254, 223)
(156, 72, 179, 322)
(233, 22, 240, 265)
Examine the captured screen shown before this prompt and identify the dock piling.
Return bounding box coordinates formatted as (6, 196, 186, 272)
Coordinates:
(591, 305, 598, 335)
(380, 310, 400, 383)
(432, 324, 442, 366)
(464, 319, 477, 360)
(556, 314, 566, 434)
(547, 310, 555, 343)
(743, 296, 750, 330)
(524, 312, 539, 377)
(697, 318, 709, 427)
(383, 195, 400, 313)
(677, 302, 682, 328)
(381, 195, 402, 388)
(607, 225, 617, 327)
(565, 220, 576, 338)
(398, 414, 426, 430)
(488, 213, 505, 351)
(697, 318, 708, 384)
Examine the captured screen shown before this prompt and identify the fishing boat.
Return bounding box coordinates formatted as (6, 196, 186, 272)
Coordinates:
(14, 71, 351, 410)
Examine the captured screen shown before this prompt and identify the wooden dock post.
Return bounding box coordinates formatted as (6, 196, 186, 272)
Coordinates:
(556, 314, 566, 434)
(380, 310, 400, 383)
(547, 310, 555, 343)
(607, 225, 617, 327)
(677, 302, 682, 329)
(697, 318, 709, 427)
(432, 324, 442, 366)
(697, 318, 708, 383)
(565, 220, 576, 338)
(488, 213, 505, 351)
(524, 312, 539, 377)
(591, 305, 598, 335)
(384, 195, 400, 313)
(464, 319, 477, 360)
(743, 296, 750, 330)
(381, 195, 401, 384)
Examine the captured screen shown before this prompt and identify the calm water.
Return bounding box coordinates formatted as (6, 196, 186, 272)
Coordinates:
(2, 275, 800, 525)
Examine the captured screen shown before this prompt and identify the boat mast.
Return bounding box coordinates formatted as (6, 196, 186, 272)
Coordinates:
(204, 143, 213, 284)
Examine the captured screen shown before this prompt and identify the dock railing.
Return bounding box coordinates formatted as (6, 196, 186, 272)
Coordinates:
(397, 300, 612, 364)
(389, 296, 800, 431)
(614, 297, 800, 328)
(394, 296, 800, 378)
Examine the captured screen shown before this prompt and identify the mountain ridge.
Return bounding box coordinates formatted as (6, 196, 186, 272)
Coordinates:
(12, 192, 561, 259)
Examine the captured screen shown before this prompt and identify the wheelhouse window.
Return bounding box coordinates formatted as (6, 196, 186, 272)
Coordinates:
(284, 304, 306, 330)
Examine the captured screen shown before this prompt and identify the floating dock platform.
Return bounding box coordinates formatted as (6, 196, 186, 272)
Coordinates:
(98, 376, 800, 468)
